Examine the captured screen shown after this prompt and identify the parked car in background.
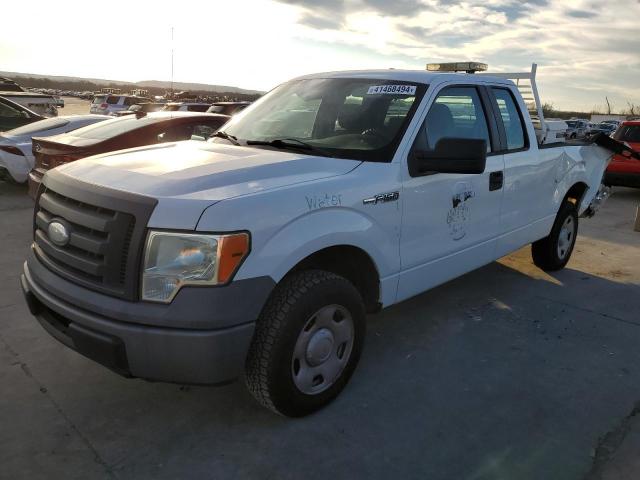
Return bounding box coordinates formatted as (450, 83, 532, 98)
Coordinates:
(0, 77, 24, 92)
(543, 119, 568, 142)
(0, 115, 108, 183)
(115, 103, 166, 117)
(565, 119, 589, 139)
(605, 121, 640, 188)
(90, 94, 152, 116)
(602, 120, 621, 130)
(162, 102, 212, 112)
(590, 122, 617, 137)
(0, 92, 59, 117)
(28, 111, 230, 197)
(0, 96, 43, 132)
(206, 101, 252, 115)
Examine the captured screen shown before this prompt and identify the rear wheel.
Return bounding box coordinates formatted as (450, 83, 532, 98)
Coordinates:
(532, 200, 578, 271)
(245, 270, 365, 417)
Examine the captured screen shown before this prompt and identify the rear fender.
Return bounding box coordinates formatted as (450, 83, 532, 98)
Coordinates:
(553, 145, 612, 215)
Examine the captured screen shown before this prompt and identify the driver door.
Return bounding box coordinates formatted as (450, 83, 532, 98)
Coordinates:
(397, 85, 505, 302)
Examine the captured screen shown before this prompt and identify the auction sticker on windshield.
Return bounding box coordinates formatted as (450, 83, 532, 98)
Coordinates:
(367, 85, 417, 95)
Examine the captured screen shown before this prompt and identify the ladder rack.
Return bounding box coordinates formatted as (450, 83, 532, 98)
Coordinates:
(480, 63, 548, 143)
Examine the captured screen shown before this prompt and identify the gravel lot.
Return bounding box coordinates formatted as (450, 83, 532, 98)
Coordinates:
(58, 97, 91, 116)
(0, 178, 639, 479)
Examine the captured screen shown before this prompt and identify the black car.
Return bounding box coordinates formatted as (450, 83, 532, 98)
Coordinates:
(115, 103, 167, 117)
(206, 101, 252, 115)
(0, 96, 44, 131)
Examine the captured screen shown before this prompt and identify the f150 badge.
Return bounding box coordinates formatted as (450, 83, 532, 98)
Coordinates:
(363, 191, 399, 205)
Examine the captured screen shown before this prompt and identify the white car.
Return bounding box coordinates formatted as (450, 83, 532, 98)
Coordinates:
(90, 94, 152, 116)
(0, 115, 108, 183)
(0, 92, 59, 117)
(21, 66, 619, 416)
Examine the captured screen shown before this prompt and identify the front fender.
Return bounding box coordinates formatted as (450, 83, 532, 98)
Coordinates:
(242, 207, 396, 284)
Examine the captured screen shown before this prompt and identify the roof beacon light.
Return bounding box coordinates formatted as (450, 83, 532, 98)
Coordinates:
(426, 62, 488, 74)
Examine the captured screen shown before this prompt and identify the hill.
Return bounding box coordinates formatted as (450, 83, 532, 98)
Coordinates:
(0, 71, 263, 98)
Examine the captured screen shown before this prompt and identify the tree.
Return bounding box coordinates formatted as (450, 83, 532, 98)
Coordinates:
(542, 102, 556, 117)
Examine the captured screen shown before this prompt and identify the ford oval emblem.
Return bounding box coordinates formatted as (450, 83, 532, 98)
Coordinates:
(48, 221, 70, 247)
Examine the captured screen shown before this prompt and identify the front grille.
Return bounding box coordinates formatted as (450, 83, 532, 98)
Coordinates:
(35, 188, 135, 296)
(33, 171, 157, 301)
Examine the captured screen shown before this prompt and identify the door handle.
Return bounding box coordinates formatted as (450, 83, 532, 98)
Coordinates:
(489, 171, 503, 191)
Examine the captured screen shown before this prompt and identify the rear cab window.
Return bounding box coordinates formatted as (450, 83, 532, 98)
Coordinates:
(491, 87, 527, 151)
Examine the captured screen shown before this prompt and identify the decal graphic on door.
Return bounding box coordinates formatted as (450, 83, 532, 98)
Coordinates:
(447, 181, 475, 240)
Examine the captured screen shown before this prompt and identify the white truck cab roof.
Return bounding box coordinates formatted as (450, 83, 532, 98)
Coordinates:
(293, 69, 514, 87)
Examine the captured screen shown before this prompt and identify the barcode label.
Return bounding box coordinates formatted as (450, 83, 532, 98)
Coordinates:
(366, 85, 417, 95)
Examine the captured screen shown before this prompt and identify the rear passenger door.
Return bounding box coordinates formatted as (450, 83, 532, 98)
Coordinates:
(487, 86, 551, 256)
(397, 85, 505, 302)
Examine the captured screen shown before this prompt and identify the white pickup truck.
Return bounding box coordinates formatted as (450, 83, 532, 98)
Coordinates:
(21, 64, 618, 416)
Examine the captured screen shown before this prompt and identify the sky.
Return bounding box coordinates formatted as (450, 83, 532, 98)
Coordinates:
(1, 0, 639, 112)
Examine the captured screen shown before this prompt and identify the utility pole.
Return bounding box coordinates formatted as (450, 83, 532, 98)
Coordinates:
(170, 27, 174, 98)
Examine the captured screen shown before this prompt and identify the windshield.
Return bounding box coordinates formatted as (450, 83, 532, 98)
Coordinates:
(614, 125, 640, 143)
(214, 78, 427, 162)
(5, 117, 69, 136)
(92, 95, 106, 104)
(566, 121, 577, 127)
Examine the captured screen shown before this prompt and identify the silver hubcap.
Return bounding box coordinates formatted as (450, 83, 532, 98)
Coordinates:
(292, 304, 354, 395)
(557, 216, 576, 259)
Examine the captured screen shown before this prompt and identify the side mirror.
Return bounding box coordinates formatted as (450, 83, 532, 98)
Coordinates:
(409, 137, 487, 177)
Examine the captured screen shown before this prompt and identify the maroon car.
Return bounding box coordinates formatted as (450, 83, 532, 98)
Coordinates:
(28, 111, 229, 198)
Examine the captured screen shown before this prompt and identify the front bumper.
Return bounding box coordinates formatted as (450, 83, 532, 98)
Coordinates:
(21, 251, 275, 384)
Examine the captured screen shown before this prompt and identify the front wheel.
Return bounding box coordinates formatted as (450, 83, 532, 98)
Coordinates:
(531, 200, 578, 271)
(245, 270, 366, 417)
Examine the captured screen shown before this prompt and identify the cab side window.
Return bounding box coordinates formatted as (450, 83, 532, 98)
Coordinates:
(492, 88, 526, 151)
(417, 86, 491, 152)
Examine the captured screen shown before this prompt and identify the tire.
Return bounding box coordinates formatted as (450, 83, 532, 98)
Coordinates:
(245, 270, 366, 417)
(531, 200, 579, 271)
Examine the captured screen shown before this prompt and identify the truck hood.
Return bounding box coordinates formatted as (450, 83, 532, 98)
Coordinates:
(53, 141, 361, 229)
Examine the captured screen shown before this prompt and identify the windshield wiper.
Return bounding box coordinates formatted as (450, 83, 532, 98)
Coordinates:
(246, 138, 334, 158)
(212, 130, 240, 145)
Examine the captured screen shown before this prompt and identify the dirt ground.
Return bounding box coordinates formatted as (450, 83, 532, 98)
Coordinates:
(58, 97, 91, 116)
(0, 178, 639, 479)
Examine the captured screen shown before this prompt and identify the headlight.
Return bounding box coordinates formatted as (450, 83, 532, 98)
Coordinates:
(142, 231, 250, 303)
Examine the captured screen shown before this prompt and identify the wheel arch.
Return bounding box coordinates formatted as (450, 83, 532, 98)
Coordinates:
(285, 245, 381, 313)
(563, 181, 589, 208)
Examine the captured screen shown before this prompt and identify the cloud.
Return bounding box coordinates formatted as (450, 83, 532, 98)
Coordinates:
(276, 0, 640, 111)
(567, 9, 597, 18)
